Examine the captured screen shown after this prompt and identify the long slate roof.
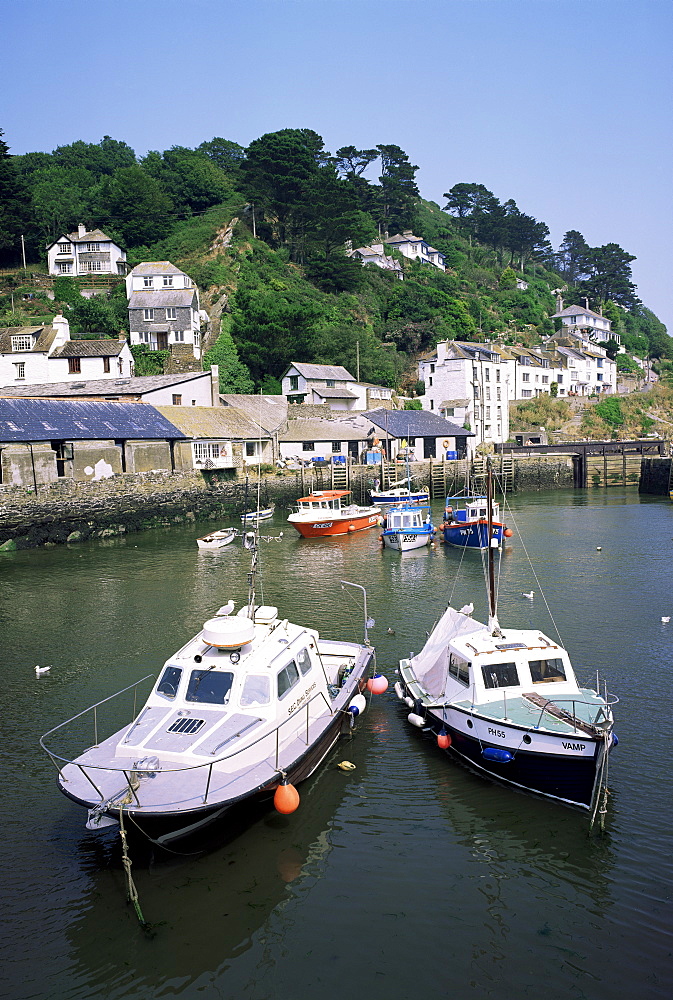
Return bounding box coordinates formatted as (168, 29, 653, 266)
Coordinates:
(288, 363, 354, 381)
(128, 261, 184, 276)
(280, 413, 373, 442)
(0, 372, 210, 398)
(0, 399, 185, 442)
(128, 289, 196, 308)
(52, 340, 126, 358)
(364, 408, 474, 438)
(311, 386, 357, 399)
(219, 394, 288, 434)
(155, 405, 265, 440)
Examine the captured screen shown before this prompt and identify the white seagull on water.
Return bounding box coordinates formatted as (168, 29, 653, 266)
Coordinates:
(522, 591, 534, 600)
(35, 665, 51, 676)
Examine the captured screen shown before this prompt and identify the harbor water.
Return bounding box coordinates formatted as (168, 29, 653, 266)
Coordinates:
(1, 489, 672, 1000)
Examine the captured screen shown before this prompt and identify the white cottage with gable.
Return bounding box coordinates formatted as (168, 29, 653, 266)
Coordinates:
(384, 231, 446, 271)
(47, 225, 127, 277)
(552, 296, 618, 345)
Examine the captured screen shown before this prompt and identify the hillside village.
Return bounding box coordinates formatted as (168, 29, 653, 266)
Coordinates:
(1, 127, 671, 488)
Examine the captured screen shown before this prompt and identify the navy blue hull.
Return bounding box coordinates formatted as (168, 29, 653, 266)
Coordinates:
(424, 712, 601, 809)
(443, 520, 504, 549)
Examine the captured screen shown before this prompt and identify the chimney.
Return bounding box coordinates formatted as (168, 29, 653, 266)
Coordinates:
(118, 329, 127, 342)
(556, 293, 564, 313)
(210, 364, 221, 406)
(583, 297, 590, 311)
(77, 223, 86, 239)
(51, 312, 70, 348)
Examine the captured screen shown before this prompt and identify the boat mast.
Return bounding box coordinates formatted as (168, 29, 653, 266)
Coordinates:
(486, 459, 502, 636)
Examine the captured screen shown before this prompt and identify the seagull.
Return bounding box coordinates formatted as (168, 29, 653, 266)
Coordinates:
(387, 627, 396, 635)
(662, 616, 670, 623)
(522, 592, 534, 600)
(596, 546, 602, 551)
(35, 665, 51, 676)
(459, 602, 474, 616)
(216, 600, 235, 616)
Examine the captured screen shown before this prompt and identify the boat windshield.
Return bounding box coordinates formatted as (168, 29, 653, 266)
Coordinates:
(157, 665, 182, 699)
(529, 658, 566, 683)
(296, 648, 312, 676)
(277, 661, 300, 699)
(482, 662, 519, 689)
(186, 669, 234, 704)
(240, 674, 271, 706)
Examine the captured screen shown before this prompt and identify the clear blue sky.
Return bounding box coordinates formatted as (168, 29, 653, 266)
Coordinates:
(4, 0, 672, 332)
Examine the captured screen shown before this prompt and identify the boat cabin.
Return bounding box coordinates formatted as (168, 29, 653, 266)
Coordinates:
(122, 605, 351, 763)
(294, 490, 352, 512)
(448, 497, 500, 523)
(385, 506, 429, 530)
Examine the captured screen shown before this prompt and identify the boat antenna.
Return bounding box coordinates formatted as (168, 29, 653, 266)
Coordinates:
(486, 458, 503, 637)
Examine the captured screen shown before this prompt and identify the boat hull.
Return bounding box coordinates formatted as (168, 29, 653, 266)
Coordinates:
(69, 707, 355, 845)
(196, 530, 235, 549)
(240, 507, 274, 523)
(406, 702, 610, 809)
(382, 528, 433, 552)
(371, 491, 429, 507)
(443, 519, 504, 549)
(289, 512, 381, 537)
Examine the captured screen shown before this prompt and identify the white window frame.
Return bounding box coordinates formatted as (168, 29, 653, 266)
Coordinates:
(163, 275, 173, 287)
(13, 361, 26, 379)
(143, 276, 153, 287)
(144, 309, 155, 321)
(86, 242, 100, 252)
(174, 330, 184, 341)
(58, 262, 72, 274)
(166, 307, 177, 320)
(57, 243, 71, 255)
(11, 335, 33, 351)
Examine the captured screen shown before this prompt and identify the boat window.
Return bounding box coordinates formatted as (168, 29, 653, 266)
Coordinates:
(157, 666, 182, 699)
(296, 648, 312, 676)
(448, 653, 470, 685)
(482, 662, 519, 689)
(186, 669, 234, 704)
(529, 658, 566, 683)
(240, 674, 271, 706)
(277, 660, 300, 699)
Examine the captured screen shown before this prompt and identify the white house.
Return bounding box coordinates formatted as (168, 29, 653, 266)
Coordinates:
(551, 296, 618, 345)
(47, 225, 127, 277)
(384, 231, 446, 271)
(347, 243, 404, 279)
(542, 343, 616, 397)
(0, 368, 220, 407)
(0, 314, 134, 387)
(281, 363, 395, 411)
(126, 262, 206, 360)
(418, 341, 510, 450)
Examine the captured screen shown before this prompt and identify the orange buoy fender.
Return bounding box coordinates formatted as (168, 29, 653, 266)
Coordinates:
(437, 731, 452, 750)
(367, 673, 389, 694)
(274, 779, 300, 814)
(504, 527, 513, 538)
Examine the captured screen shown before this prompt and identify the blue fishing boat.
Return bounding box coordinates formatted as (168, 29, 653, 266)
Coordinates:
(381, 503, 435, 552)
(442, 494, 511, 549)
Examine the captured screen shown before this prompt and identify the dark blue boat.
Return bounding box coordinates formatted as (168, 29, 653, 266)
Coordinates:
(442, 495, 509, 549)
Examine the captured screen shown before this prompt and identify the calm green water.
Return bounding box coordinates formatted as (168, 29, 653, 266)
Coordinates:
(1, 490, 672, 1000)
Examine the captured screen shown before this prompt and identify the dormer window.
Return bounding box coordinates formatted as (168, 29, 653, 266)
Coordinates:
(143, 276, 153, 287)
(325, 379, 335, 387)
(11, 335, 33, 351)
(163, 275, 173, 287)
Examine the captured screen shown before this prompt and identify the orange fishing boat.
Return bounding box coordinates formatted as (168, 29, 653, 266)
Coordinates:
(287, 490, 381, 538)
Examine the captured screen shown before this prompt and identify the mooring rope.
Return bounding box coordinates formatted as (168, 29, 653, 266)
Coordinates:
(118, 804, 147, 928)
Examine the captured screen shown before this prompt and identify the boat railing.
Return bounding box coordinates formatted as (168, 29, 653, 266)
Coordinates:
(40, 673, 363, 807)
(523, 691, 620, 733)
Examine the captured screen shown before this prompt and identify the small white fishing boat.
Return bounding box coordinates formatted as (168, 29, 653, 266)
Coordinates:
(196, 527, 237, 549)
(41, 536, 376, 845)
(381, 504, 435, 552)
(396, 462, 618, 820)
(370, 476, 429, 507)
(241, 504, 275, 523)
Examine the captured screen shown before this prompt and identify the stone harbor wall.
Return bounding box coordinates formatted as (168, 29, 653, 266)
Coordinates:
(0, 453, 657, 550)
(639, 457, 672, 495)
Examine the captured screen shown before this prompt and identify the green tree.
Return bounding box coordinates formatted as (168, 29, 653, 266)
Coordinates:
(376, 144, 419, 233)
(499, 267, 518, 289)
(197, 137, 246, 174)
(52, 276, 82, 307)
(404, 399, 422, 410)
(582, 243, 637, 307)
(30, 165, 88, 242)
(52, 136, 136, 177)
(142, 147, 232, 214)
(595, 395, 624, 429)
(130, 344, 169, 375)
(203, 323, 255, 393)
(90, 165, 174, 245)
(556, 230, 591, 283)
(69, 295, 119, 335)
(333, 146, 379, 179)
(0, 129, 33, 266)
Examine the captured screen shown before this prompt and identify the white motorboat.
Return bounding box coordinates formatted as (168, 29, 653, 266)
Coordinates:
(196, 527, 237, 549)
(240, 504, 275, 523)
(370, 475, 428, 507)
(41, 536, 375, 845)
(381, 504, 435, 552)
(396, 462, 618, 820)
